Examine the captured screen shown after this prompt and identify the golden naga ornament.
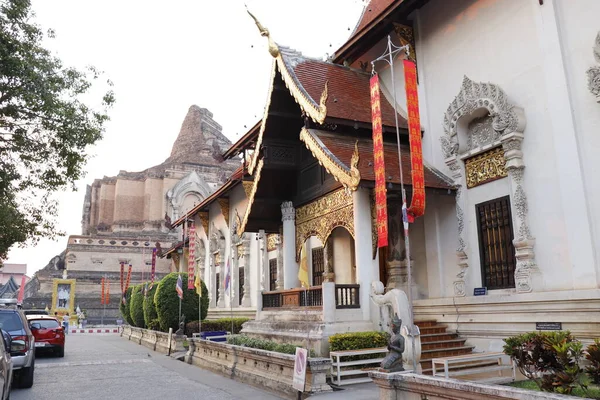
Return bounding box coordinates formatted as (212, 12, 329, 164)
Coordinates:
(465, 147, 508, 189)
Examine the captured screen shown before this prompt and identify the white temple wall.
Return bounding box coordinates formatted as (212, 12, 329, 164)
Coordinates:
(552, 0, 600, 287)
(410, 213, 429, 299)
(332, 228, 354, 284)
(368, 0, 599, 295)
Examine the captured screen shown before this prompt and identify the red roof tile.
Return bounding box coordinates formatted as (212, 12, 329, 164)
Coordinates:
(312, 130, 454, 190)
(282, 50, 407, 128)
(352, 0, 398, 38)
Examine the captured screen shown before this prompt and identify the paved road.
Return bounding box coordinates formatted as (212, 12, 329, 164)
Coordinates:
(11, 333, 283, 400)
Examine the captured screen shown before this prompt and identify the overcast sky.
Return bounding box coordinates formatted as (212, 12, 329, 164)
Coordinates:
(6, 0, 366, 275)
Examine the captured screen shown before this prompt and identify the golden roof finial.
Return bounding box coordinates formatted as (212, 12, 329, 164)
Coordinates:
(317, 80, 329, 122)
(246, 8, 279, 58)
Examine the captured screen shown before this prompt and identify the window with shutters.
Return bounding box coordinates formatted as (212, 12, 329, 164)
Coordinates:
(269, 259, 277, 291)
(238, 267, 244, 305)
(476, 196, 516, 290)
(312, 247, 325, 286)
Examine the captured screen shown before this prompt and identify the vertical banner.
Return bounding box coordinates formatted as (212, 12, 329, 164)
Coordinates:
(105, 278, 110, 305)
(101, 277, 105, 305)
(123, 264, 133, 305)
(150, 247, 157, 290)
(187, 225, 196, 289)
(403, 60, 426, 218)
(120, 262, 124, 300)
(370, 73, 389, 247)
(17, 275, 26, 304)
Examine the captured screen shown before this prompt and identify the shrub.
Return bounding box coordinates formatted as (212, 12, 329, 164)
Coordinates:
(227, 335, 307, 356)
(154, 273, 209, 332)
(129, 284, 145, 328)
(143, 282, 159, 328)
(329, 331, 389, 352)
(185, 318, 250, 336)
(586, 339, 600, 384)
(147, 318, 161, 331)
(503, 331, 585, 394)
(119, 286, 134, 325)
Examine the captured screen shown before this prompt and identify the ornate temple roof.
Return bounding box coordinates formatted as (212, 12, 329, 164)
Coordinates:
(301, 128, 454, 190)
(0, 276, 20, 298)
(279, 47, 407, 128)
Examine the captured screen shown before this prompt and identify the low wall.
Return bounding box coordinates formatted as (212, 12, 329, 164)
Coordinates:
(370, 371, 578, 400)
(186, 338, 332, 398)
(120, 326, 185, 354)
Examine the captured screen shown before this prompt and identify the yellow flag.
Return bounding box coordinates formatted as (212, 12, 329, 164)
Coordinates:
(298, 242, 310, 288)
(194, 272, 202, 296)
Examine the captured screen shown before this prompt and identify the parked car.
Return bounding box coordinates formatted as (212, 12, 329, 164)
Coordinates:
(0, 330, 13, 400)
(23, 310, 49, 316)
(0, 301, 35, 388)
(26, 315, 65, 357)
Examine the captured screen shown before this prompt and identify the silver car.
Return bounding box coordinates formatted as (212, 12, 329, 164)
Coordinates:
(0, 306, 35, 388)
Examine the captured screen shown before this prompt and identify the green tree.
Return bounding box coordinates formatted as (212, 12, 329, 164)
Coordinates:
(143, 281, 158, 328)
(129, 284, 145, 328)
(119, 286, 134, 325)
(154, 273, 208, 332)
(0, 0, 114, 260)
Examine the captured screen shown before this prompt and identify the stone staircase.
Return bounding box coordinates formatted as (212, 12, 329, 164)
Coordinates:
(416, 320, 479, 374)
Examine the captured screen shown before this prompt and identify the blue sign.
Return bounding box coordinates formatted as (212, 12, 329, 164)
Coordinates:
(473, 287, 487, 296)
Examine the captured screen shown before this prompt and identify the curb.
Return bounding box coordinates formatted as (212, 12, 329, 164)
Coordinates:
(70, 328, 120, 334)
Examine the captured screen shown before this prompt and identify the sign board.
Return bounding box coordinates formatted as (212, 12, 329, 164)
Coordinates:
(473, 287, 487, 296)
(292, 347, 308, 392)
(536, 322, 562, 331)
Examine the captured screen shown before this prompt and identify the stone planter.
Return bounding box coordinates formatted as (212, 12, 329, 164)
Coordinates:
(187, 338, 332, 398)
(370, 371, 579, 400)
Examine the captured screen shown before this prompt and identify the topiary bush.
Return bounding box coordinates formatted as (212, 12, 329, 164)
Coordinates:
(329, 331, 389, 352)
(119, 286, 134, 325)
(147, 318, 161, 331)
(185, 318, 250, 336)
(154, 273, 208, 332)
(143, 282, 159, 329)
(129, 284, 145, 328)
(227, 335, 309, 356)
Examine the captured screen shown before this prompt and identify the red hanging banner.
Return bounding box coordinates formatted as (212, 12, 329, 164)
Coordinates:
(122, 264, 133, 305)
(187, 225, 196, 289)
(403, 60, 426, 218)
(101, 277, 105, 305)
(149, 247, 157, 290)
(105, 278, 110, 305)
(119, 262, 124, 298)
(370, 74, 388, 248)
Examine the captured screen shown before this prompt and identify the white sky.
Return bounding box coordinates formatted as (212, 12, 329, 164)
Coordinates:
(6, 0, 366, 275)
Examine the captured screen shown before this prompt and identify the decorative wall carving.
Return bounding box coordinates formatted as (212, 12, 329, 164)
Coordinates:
(441, 76, 536, 294)
(265, 145, 296, 166)
(198, 212, 209, 235)
(217, 198, 229, 227)
(464, 147, 508, 188)
(587, 31, 600, 102)
(267, 234, 278, 252)
(295, 188, 354, 261)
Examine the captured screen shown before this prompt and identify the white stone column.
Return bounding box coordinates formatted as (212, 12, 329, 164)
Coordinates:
(217, 251, 225, 308)
(275, 232, 284, 290)
(352, 188, 374, 321)
(258, 230, 268, 291)
(281, 201, 299, 289)
(241, 240, 251, 307)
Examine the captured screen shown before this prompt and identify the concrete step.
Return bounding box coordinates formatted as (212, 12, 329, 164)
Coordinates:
(421, 360, 500, 376)
(420, 332, 458, 342)
(421, 346, 475, 360)
(418, 325, 448, 335)
(414, 320, 438, 328)
(421, 338, 467, 351)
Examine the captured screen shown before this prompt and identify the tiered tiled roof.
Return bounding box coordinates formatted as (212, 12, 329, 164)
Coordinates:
(302, 129, 454, 190)
(350, 0, 398, 41)
(280, 48, 407, 128)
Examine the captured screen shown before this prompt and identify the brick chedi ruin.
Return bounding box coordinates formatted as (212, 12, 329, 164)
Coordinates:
(24, 106, 239, 324)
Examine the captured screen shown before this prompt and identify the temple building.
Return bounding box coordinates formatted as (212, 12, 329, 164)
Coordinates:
(169, 0, 600, 369)
(24, 106, 239, 323)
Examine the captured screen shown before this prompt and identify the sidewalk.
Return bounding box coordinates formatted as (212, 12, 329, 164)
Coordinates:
(310, 383, 379, 400)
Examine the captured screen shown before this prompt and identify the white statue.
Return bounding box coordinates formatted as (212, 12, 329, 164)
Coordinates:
(370, 281, 422, 373)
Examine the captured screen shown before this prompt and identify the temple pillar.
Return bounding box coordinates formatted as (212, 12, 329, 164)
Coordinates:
(353, 188, 373, 321)
(241, 239, 251, 307)
(281, 201, 299, 289)
(217, 250, 225, 308)
(275, 231, 284, 290)
(258, 230, 268, 291)
(323, 237, 335, 283)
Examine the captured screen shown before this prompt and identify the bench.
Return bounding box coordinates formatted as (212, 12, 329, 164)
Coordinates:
(330, 347, 388, 386)
(431, 351, 516, 384)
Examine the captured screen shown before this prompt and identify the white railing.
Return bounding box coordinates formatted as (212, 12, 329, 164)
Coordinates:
(330, 347, 388, 386)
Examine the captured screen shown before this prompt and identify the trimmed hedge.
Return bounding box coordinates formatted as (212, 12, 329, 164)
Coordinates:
(119, 286, 134, 325)
(147, 318, 160, 331)
(185, 318, 250, 336)
(154, 273, 209, 332)
(129, 284, 145, 328)
(329, 331, 389, 351)
(143, 282, 158, 328)
(227, 335, 303, 355)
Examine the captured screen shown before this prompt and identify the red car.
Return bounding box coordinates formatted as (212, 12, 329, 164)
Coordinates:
(26, 315, 65, 357)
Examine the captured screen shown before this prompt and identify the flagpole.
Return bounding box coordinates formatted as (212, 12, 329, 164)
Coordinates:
(230, 255, 233, 337)
(371, 35, 417, 373)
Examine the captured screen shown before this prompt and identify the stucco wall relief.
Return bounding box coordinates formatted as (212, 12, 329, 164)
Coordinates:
(441, 76, 537, 295)
(587, 31, 600, 102)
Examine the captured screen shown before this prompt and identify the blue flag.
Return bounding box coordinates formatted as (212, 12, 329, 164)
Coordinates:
(176, 274, 183, 300)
